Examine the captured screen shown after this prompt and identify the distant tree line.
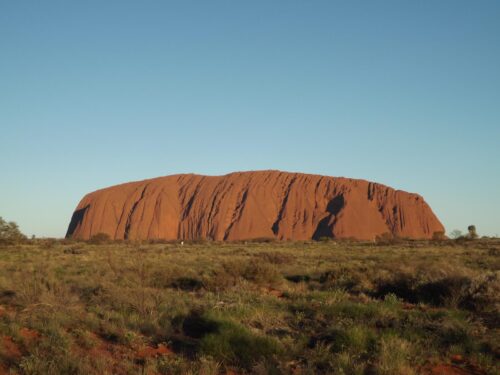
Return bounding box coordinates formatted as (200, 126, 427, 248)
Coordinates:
(0, 215, 495, 246)
(450, 225, 479, 240)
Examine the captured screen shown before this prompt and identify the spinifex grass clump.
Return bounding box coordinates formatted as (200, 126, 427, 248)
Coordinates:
(0, 239, 498, 374)
(197, 314, 282, 368)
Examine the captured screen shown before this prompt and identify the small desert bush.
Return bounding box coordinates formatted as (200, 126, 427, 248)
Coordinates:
(309, 325, 376, 355)
(203, 259, 280, 291)
(319, 266, 373, 293)
(199, 317, 281, 368)
(254, 251, 293, 265)
(376, 336, 415, 375)
(88, 232, 111, 244)
(461, 271, 500, 313)
(374, 265, 500, 312)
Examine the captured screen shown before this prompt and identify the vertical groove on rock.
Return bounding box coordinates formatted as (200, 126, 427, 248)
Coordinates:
(271, 176, 297, 236)
(124, 185, 148, 240)
(181, 177, 204, 220)
(223, 187, 250, 240)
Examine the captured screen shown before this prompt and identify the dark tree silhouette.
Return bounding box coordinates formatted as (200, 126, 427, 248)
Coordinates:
(467, 225, 478, 239)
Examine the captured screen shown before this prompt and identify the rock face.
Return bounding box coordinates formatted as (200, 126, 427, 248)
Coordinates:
(66, 171, 444, 241)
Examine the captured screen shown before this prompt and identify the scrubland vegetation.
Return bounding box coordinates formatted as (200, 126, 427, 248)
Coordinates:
(0, 238, 498, 374)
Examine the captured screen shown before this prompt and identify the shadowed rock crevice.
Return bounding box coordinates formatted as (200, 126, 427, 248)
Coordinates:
(312, 195, 345, 240)
(224, 187, 250, 240)
(66, 204, 90, 237)
(271, 176, 297, 236)
(124, 186, 148, 239)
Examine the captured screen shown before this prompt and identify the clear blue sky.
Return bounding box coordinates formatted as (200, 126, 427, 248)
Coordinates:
(1, 1, 499, 238)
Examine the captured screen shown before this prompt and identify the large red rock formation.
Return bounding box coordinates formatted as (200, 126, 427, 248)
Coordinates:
(66, 171, 444, 241)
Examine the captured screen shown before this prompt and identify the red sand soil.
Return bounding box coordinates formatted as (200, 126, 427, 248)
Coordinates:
(68, 331, 173, 374)
(0, 336, 22, 359)
(426, 364, 486, 375)
(136, 343, 173, 359)
(66, 170, 444, 241)
(19, 328, 40, 343)
(260, 287, 285, 298)
(422, 356, 488, 375)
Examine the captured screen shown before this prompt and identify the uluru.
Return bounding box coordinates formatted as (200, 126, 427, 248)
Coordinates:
(66, 171, 444, 241)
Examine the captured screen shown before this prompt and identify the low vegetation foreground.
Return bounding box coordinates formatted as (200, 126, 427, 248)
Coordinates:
(0, 239, 498, 374)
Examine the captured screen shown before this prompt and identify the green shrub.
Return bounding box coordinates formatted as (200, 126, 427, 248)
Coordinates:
(254, 251, 293, 265)
(376, 336, 415, 375)
(200, 318, 281, 368)
(18, 328, 88, 375)
(240, 262, 280, 285)
(461, 272, 500, 313)
(374, 267, 500, 313)
(205, 260, 280, 291)
(0, 216, 27, 245)
(319, 267, 370, 292)
(309, 326, 376, 355)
